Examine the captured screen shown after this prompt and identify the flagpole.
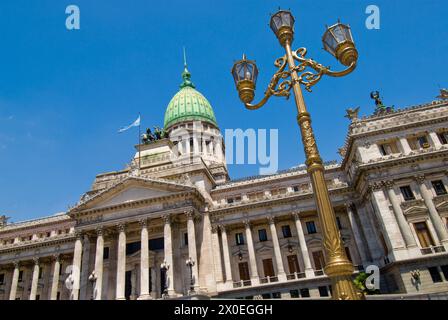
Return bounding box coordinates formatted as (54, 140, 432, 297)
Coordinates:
(138, 112, 141, 171)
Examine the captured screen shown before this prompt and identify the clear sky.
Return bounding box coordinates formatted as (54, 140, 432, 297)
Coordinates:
(0, 0, 446, 222)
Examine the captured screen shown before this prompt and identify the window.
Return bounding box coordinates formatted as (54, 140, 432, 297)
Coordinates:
(0, 273, 4, 285)
(238, 262, 250, 281)
(287, 255, 301, 274)
(441, 265, 448, 281)
(306, 221, 317, 234)
(378, 142, 398, 155)
(417, 135, 430, 148)
(103, 247, 110, 260)
(344, 247, 352, 262)
(258, 229, 268, 242)
(227, 198, 234, 204)
(281, 225, 292, 238)
(262, 259, 275, 277)
(272, 292, 281, 299)
(336, 217, 343, 230)
(149, 238, 164, 251)
(400, 186, 415, 201)
(312, 251, 325, 270)
(300, 288, 310, 298)
(126, 241, 141, 256)
(288, 289, 299, 298)
(235, 233, 245, 245)
(293, 186, 300, 192)
(428, 267, 442, 283)
(432, 180, 447, 196)
(438, 132, 448, 145)
(318, 286, 329, 297)
(184, 232, 189, 246)
(46, 232, 51, 237)
(414, 222, 435, 248)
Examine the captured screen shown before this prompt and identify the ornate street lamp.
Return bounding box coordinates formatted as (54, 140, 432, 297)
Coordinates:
(185, 257, 195, 294)
(160, 261, 169, 297)
(88, 271, 97, 300)
(232, 9, 361, 300)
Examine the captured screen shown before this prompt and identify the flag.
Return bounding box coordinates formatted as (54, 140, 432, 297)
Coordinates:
(118, 115, 140, 133)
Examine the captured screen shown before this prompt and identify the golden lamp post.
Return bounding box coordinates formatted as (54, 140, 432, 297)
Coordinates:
(231, 9, 362, 300)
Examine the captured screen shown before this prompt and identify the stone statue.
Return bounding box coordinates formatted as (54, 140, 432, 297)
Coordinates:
(141, 127, 168, 144)
(436, 88, 448, 100)
(0, 215, 10, 228)
(371, 91, 394, 115)
(344, 107, 360, 122)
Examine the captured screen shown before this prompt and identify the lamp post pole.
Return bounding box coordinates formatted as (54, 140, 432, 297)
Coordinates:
(232, 9, 361, 300)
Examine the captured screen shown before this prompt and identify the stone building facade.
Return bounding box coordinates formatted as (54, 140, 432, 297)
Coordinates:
(1, 67, 448, 300)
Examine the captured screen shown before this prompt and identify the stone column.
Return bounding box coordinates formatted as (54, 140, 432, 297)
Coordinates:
(9, 261, 20, 300)
(210, 225, 224, 284)
(50, 255, 61, 300)
(94, 227, 104, 300)
(243, 220, 259, 285)
(416, 175, 448, 245)
(267, 216, 287, 281)
(357, 203, 383, 262)
(185, 210, 199, 291)
(292, 212, 314, 277)
(429, 132, 442, 149)
(79, 235, 91, 300)
(162, 214, 175, 295)
(139, 219, 151, 299)
(116, 224, 126, 300)
(399, 136, 412, 154)
(384, 181, 417, 247)
(29, 258, 40, 300)
(71, 231, 83, 300)
(346, 203, 369, 265)
(219, 225, 233, 285)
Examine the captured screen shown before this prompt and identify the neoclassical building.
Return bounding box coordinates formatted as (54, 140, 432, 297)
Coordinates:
(1, 66, 448, 300)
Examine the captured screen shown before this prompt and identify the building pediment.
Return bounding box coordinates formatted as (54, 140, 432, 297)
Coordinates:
(69, 176, 196, 213)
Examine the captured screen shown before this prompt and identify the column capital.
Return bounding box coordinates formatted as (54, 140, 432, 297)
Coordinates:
(162, 214, 172, 225)
(291, 211, 301, 221)
(266, 215, 276, 225)
(74, 230, 83, 240)
(32, 257, 40, 265)
(243, 219, 251, 229)
(382, 180, 395, 190)
(345, 202, 355, 210)
(96, 226, 104, 236)
(211, 224, 219, 233)
(367, 182, 384, 192)
(117, 223, 126, 233)
(52, 254, 62, 263)
(218, 224, 228, 233)
(12, 260, 20, 268)
(414, 174, 426, 185)
(139, 218, 148, 228)
(184, 209, 195, 219)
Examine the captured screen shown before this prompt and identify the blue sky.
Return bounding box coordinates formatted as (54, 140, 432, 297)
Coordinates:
(0, 0, 446, 222)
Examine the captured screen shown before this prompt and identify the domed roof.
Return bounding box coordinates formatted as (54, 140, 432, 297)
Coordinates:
(164, 67, 218, 130)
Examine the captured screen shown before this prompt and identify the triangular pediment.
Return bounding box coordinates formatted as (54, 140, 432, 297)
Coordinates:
(71, 176, 196, 212)
(436, 200, 448, 212)
(402, 206, 428, 216)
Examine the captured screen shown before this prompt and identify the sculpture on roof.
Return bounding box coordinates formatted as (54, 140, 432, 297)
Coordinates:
(371, 91, 394, 115)
(141, 127, 168, 144)
(436, 88, 448, 100)
(344, 107, 360, 122)
(0, 215, 10, 228)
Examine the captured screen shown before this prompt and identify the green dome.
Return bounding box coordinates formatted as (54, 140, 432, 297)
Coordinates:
(164, 67, 218, 130)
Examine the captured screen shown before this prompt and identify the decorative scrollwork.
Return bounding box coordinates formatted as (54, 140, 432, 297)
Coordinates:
(292, 47, 356, 92)
(244, 55, 293, 110)
(244, 46, 356, 108)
